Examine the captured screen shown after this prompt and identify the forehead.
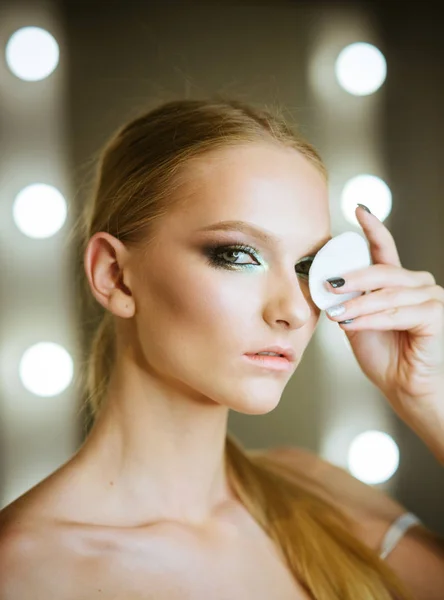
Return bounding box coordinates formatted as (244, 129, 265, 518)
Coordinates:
(169, 144, 330, 244)
(184, 143, 326, 198)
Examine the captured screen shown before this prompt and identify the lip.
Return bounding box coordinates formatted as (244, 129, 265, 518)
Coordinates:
(246, 345, 296, 362)
(243, 354, 293, 371)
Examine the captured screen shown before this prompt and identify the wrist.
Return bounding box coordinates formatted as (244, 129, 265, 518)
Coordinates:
(395, 395, 444, 466)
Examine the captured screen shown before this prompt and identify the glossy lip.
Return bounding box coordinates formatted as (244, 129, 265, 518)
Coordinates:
(246, 345, 295, 362)
(243, 354, 293, 371)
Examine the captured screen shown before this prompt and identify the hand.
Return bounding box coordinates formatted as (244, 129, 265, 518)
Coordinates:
(324, 205, 444, 425)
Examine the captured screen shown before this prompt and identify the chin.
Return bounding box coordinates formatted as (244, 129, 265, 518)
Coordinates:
(227, 390, 282, 416)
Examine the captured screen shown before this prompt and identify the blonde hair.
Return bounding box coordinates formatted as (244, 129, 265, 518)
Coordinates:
(77, 97, 412, 600)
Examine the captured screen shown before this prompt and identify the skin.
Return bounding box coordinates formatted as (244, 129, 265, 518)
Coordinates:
(68, 142, 331, 527)
(0, 142, 332, 598)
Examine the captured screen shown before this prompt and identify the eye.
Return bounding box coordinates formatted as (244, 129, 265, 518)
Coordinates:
(295, 256, 315, 279)
(205, 243, 260, 270)
(204, 242, 316, 276)
(217, 245, 258, 265)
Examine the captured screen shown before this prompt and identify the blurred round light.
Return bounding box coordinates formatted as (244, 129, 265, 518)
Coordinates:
(5, 26, 59, 81)
(19, 342, 74, 397)
(348, 430, 399, 484)
(13, 183, 67, 238)
(335, 42, 387, 96)
(341, 174, 392, 226)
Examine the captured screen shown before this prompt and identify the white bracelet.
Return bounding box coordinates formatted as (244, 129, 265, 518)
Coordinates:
(379, 512, 422, 560)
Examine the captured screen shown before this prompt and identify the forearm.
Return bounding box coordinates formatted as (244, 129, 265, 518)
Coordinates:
(396, 397, 444, 466)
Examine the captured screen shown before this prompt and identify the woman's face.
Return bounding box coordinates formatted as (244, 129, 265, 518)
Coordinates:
(126, 143, 331, 414)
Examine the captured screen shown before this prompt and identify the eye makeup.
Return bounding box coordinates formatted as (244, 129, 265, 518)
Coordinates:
(204, 243, 261, 271)
(203, 241, 316, 279)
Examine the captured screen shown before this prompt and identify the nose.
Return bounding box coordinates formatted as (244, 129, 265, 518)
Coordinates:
(265, 272, 313, 328)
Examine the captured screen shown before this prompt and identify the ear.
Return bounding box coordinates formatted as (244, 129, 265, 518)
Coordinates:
(83, 232, 135, 318)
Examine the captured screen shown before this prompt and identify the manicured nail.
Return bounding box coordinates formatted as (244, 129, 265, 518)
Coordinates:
(326, 277, 345, 288)
(326, 304, 346, 317)
(357, 203, 371, 214)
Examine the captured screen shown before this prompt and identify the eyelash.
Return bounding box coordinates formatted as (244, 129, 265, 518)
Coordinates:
(204, 243, 315, 279)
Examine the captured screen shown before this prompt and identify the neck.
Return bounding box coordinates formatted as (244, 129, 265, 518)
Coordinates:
(72, 356, 235, 528)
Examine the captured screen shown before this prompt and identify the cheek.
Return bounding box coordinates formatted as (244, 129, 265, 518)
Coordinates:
(309, 293, 322, 318)
(169, 270, 251, 329)
(300, 281, 321, 316)
(136, 266, 255, 385)
(138, 261, 250, 337)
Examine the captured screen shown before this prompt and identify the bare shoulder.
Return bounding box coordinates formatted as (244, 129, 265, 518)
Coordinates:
(0, 505, 48, 599)
(0, 481, 80, 600)
(248, 445, 444, 599)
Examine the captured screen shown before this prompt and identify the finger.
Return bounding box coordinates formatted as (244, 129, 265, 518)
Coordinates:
(326, 285, 444, 322)
(325, 264, 436, 294)
(337, 298, 444, 338)
(355, 205, 402, 268)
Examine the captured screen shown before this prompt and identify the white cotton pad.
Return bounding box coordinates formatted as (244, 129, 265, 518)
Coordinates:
(308, 232, 372, 311)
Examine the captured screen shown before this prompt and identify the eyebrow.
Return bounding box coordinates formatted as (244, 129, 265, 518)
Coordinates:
(196, 220, 332, 256)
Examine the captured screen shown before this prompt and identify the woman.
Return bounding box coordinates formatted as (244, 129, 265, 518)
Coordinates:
(1, 97, 444, 599)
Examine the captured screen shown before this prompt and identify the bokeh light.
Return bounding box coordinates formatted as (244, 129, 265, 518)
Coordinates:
(335, 42, 387, 96)
(341, 174, 392, 225)
(13, 183, 67, 238)
(19, 342, 74, 397)
(5, 26, 59, 81)
(348, 430, 400, 484)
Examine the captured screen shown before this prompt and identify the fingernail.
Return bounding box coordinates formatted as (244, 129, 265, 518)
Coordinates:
(326, 277, 345, 288)
(357, 203, 372, 214)
(339, 319, 354, 324)
(326, 304, 346, 317)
